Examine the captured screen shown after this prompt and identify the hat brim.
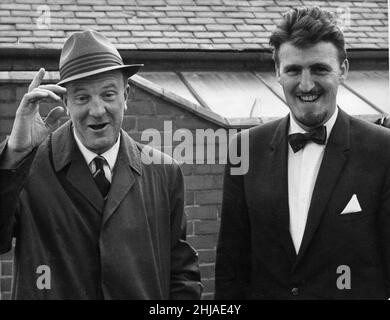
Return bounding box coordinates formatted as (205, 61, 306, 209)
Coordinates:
(57, 64, 143, 86)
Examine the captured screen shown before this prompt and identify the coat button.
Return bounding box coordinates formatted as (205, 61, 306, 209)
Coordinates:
(291, 287, 299, 296)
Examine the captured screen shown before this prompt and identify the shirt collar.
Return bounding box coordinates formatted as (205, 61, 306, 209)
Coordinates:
(289, 107, 339, 142)
(72, 128, 121, 171)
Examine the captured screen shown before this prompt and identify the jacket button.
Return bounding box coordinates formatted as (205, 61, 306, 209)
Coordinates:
(291, 287, 299, 296)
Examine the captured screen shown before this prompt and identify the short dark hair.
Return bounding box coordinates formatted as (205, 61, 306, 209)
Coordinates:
(269, 7, 347, 66)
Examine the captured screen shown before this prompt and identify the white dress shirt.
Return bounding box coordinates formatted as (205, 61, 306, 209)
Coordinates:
(72, 129, 120, 183)
(288, 108, 338, 253)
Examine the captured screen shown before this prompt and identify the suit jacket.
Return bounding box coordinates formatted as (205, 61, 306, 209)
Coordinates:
(215, 109, 390, 299)
(0, 121, 202, 299)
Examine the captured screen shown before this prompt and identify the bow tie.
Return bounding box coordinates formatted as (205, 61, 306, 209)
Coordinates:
(288, 126, 327, 153)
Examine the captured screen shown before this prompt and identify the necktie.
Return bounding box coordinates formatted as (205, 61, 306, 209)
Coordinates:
(92, 156, 110, 198)
(288, 126, 327, 153)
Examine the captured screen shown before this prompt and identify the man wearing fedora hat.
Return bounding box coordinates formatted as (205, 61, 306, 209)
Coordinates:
(0, 30, 202, 299)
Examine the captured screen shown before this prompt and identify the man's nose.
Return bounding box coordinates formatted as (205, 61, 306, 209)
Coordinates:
(298, 70, 315, 92)
(89, 97, 106, 117)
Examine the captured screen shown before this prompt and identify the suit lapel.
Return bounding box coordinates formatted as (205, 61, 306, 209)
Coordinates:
(102, 130, 142, 226)
(269, 115, 297, 262)
(52, 121, 104, 212)
(295, 109, 351, 265)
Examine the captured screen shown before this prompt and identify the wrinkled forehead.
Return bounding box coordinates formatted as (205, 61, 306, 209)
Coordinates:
(65, 70, 125, 93)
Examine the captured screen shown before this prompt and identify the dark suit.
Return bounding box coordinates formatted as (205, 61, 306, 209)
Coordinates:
(0, 121, 202, 299)
(215, 109, 390, 299)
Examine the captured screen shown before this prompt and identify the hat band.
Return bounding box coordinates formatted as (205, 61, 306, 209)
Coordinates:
(60, 52, 124, 82)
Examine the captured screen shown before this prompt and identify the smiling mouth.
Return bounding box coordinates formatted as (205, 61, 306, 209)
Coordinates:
(88, 123, 108, 130)
(297, 94, 321, 103)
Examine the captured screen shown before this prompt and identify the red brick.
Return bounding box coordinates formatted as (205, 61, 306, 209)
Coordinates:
(185, 191, 195, 205)
(195, 220, 220, 235)
(186, 220, 194, 236)
(1, 261, 12, 276)
(201, 292, 214, 300)
(180, 164, 193, 175)
(185, 205, 218, 220)
(122, 116, 137, 131)
(193, 164, 225, 175)
(195, 190, 223, 205)
(197, 249, 216, 264)
(187, 234, 217, 250)
(0, 86, 15, 101)
(0, 277, 12, 292)
(200, 263, 215, 279)
(184, 175, 223, 190)
(0, 119, 14, 133)
(127, 102, 157, 116)
(202, 279, 215, 293)
(136, 117, 168, 131)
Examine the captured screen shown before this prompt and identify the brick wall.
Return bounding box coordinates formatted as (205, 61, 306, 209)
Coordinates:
(0, 80, 231, 300)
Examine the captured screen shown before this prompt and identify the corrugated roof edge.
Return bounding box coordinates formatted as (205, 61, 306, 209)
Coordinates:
(0, 72, 384, 128)
(130, 74, 230, 127)
(0, 71, 232, 127)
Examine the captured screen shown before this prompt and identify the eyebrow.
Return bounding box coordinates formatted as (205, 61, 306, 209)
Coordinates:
(70, 82, 119, 94)
(283, 63, 331, 71)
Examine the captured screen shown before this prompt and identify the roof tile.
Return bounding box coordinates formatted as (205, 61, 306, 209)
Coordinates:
(0, 0, 387, 50)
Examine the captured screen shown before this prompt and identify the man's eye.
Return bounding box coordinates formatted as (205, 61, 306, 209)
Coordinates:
(75, 95, 88, 104)
(104, 92, 117, 100)
(313, 67, 329, 74)
(285, 68, 300, 75)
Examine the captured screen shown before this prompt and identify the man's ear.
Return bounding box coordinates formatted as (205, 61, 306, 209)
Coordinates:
(275, 62, 281, 83)
(124, 84, 130, 110)
(62, 94, 70, 116)
(339, 59, 349, 82)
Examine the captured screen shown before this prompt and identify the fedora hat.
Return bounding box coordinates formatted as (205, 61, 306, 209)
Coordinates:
(57, 30, 143, 85)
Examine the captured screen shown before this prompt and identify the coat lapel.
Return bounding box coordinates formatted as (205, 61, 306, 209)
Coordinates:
(102, 129, 142, 226)
(295, 109, 351, 265)
(52, 121, 104, 212)
(269, 115, 297, 262)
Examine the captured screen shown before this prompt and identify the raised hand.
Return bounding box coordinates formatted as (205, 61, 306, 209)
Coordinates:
(7, 68, 67, 154)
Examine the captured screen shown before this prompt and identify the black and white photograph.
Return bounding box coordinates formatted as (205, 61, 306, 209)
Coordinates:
(0, 0, 389, 308)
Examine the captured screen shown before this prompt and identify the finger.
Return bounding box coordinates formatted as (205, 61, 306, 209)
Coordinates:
(44, 106, 67, 129)
(28, 88, 62, 103)
(38, 84, 67, 95)
(28, 68, 45, 93)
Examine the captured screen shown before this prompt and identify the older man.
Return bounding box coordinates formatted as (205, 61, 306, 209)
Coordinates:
(215, 7, 390, 299)
(0, 30, 202, 299)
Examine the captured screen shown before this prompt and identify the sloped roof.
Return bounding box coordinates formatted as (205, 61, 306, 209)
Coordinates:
(0, 0, 387, 51)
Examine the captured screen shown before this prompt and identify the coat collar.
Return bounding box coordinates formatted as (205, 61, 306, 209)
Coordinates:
(52, 120, 142, 177)
(51, 121, 142, 221)
(294, 108, 351, 265)
(267, 108, 351, 264)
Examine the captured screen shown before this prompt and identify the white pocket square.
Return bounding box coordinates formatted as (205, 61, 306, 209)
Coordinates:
(341, 194, 362, 214)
